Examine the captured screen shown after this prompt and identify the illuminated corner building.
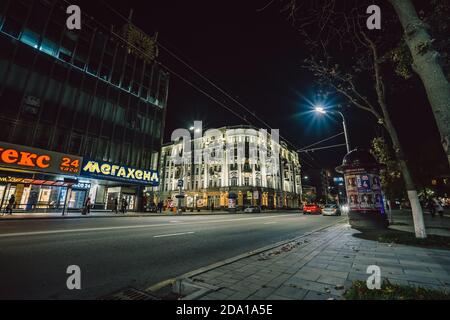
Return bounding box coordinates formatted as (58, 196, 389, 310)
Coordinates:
(0, 0, 169, 213)
(159, 126, 302, 211)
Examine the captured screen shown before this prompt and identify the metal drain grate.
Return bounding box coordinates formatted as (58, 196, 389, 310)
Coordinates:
(100, 287, 160, 300)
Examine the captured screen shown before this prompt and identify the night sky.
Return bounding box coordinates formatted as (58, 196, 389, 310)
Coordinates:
(77, 0, 447, 173)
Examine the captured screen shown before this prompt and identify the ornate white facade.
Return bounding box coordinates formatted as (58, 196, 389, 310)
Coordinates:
(159, 125, 302, 209)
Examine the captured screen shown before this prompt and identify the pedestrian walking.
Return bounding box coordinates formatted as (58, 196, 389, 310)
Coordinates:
(427, 198, 436, 218)
(83, 197, 91, 215)
(157, 200, 163, 213)
(121, 198, 128, 214)
(434, 198, 444, 218)
(113, 198, 119, 214)
(211, 202, 214, 212)
(5, 195, 15, 215)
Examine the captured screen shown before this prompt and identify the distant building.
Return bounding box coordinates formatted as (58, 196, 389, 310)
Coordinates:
(329, 175, 346, 205)
(302, 168, 330, 202)
(0, 0, 169, 212)
(301, 185, 317, 203)
(159, 125, 302, 210)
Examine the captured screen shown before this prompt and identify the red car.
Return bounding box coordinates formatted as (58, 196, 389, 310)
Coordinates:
(303, 203, 322, 215)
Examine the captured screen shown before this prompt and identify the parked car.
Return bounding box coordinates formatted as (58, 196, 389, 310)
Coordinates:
(244, 206, 261, 213)
(322, 204, 341, 216)
(303, 203, 322, 215)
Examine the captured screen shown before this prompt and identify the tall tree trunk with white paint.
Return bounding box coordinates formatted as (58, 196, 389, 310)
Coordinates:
(383, 114, 427, 238)
(364, 31, 427, 239)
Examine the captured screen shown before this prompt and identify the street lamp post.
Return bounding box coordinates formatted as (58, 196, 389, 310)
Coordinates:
(315, 106, 351, 153)
(336, 111, 351, 154)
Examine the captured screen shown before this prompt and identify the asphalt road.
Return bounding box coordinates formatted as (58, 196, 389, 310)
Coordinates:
(0, 212, 343, 299)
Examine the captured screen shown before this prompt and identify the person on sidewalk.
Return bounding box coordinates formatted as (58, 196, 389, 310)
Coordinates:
(211, 202, 214, 212)
(113, 198, 119, 214)
(5, 195, 15, 215)
(83, 197, 92, 215)
(434, 198, 444, 218)
(427, 198, 436, 217)
(121, 198, 128, 214)
(157, 200, 163, 213)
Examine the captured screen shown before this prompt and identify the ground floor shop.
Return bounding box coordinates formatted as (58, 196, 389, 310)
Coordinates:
(159, 187, 301, 211)
(0, 172, 158, 213)
(0, 175, 74, 212)
(0, 142, 160, 214)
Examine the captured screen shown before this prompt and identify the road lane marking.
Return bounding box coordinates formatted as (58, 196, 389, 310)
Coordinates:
(154, 231, 195, 238)
(263, 222, 278, 224)
(0, 214, 295, 238)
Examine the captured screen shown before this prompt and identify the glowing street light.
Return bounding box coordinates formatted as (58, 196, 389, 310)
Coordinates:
(315, 106, 326, 114)
(314, 104, 351, 153)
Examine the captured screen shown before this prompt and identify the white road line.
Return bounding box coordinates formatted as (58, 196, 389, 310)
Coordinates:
(264, 222, 278, 224)
(153, 231, 195, 238)
(0, 214, 294, 238)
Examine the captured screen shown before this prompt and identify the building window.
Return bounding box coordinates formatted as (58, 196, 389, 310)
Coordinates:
(40, 38, 59, 57)
(20, 29, 39, 48)
(1, 16, 22, 38)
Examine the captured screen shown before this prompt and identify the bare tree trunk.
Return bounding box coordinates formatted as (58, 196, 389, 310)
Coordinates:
(383, 115, 427, 238)
(390, 0, 450, 168)
(363, 30, 428, 239)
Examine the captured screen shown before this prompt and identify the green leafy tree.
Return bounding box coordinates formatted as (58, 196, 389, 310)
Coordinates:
(370, 137, 405, 201)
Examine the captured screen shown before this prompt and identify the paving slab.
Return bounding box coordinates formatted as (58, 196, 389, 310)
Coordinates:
(171, 222, 450, 300)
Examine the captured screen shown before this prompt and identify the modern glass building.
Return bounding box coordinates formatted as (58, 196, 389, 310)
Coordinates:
(0, 0, 169, 212)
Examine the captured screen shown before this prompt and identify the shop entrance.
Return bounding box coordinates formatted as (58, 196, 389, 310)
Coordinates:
(105, 186, 136, 211)
(67, 189, 88, 209)
(122, 194, 135, 211)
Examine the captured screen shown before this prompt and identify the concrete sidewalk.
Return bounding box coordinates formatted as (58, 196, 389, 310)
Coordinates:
(390, 209, 450, 237)
(167, 222, 450, 300)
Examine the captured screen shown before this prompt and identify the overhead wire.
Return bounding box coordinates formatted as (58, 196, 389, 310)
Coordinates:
(97, 0, 302, 151)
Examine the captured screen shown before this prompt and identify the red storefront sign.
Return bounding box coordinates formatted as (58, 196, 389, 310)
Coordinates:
(0, 142, 82, 176)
